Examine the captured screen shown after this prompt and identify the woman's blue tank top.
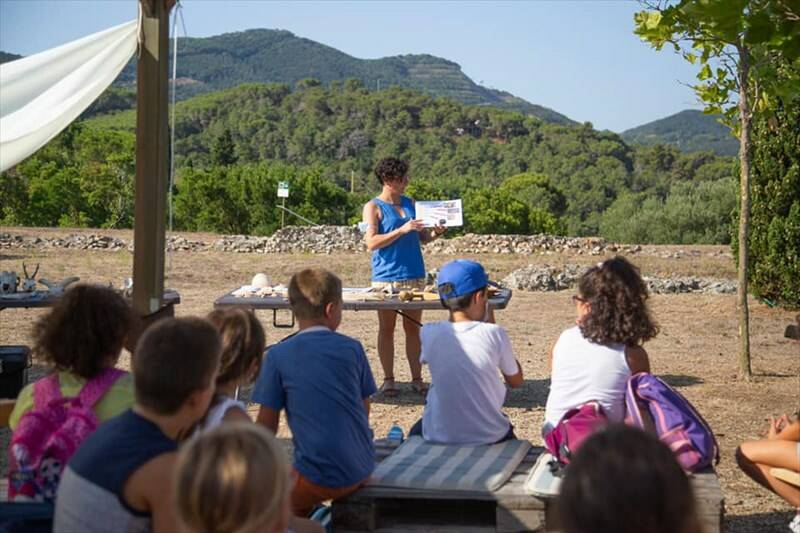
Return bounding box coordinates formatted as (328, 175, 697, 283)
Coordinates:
(371, 196, 425, 281)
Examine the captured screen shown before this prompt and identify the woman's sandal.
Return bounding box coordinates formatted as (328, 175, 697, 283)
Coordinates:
(411, 378, 429, 395)
(379, 378, 399, 398)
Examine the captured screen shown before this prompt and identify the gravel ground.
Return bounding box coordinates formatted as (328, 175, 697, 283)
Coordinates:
(1, 227, 798, 532)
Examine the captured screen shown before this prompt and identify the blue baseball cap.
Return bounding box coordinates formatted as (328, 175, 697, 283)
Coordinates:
(437, 260, 489, 299)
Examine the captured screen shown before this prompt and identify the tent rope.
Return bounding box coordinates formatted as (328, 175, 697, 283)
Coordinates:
(167, 0, 184, 274)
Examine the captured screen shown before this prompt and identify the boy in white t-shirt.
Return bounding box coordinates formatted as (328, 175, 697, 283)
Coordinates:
(409, 259, 524, 445)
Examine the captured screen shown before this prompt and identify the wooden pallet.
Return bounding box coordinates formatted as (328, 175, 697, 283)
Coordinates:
(332, 442, 723, 533)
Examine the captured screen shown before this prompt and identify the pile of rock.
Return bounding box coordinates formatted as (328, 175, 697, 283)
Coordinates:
(262, 226, 365, 254)
(0, 233, 209, 253)
(501, 264, 583, 292)
(0, 233, 24, 248)
(211, 226, 366, 254)
(643, 277, 737, 294)
(0, 233, 129, 251)
(502, 264, 737, 295)
(425, 233, 641, 256)
(0, 227, 730, 263)
(212, 235, 271, 254)
(60, 234, 128, 251)
(166, 235, 206, 252)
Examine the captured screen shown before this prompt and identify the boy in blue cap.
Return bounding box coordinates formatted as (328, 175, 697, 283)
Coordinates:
(409, 259, 523, 445)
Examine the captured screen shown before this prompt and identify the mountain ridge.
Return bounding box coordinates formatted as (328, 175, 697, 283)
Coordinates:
(621, 109, 738, 156)
(0, 51, 22, 64)
(111, 28, 575, 124)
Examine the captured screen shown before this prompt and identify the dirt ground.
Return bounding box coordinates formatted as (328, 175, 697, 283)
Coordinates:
(1, 227, 798, 532)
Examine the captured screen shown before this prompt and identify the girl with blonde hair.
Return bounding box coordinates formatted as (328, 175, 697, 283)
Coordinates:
(174, 423, 322, 533)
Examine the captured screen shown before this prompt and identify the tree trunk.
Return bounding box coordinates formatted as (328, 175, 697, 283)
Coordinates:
(737, 44, 752, 380)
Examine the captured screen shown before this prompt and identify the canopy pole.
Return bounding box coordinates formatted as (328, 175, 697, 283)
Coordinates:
(133, 0, 172, 315)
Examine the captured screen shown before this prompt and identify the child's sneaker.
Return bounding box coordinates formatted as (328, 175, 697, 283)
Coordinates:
(789, 512, 800, 533)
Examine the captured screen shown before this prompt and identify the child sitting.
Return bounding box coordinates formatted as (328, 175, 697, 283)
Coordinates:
(410, 259, 523, 445)
(736, 413, 800, 532)
(194, 308, 266, 432)
(253, 268, 376, 517)
(174, 423, 322, 533)
(543, 257, 656, 435)
(54, 317, 221, 533)
(8, 284, 134, 501)
(557, 425, 703, 533)
(9, 284, 134, 430)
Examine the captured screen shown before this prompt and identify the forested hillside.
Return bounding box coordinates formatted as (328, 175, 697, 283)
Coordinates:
(0, 51, 21, 64)
(621, 109, 739, 156)
(1, 80, 736, 243)
(106, 28, 573, 124)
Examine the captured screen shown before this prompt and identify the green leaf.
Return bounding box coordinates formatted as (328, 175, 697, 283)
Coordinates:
(698, 64, 713, 81)
(645, 11, 662, 30)
(745, 12, 774, 45)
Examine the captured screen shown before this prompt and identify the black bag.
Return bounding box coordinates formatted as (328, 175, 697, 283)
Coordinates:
(0, 346, 30, 399)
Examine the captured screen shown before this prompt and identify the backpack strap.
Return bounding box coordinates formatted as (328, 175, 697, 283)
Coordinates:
(76, 368, 127, 408)
(33, 373, 63, 410)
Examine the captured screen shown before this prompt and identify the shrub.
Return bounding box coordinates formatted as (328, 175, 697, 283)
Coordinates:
(743, 100, 800, 308)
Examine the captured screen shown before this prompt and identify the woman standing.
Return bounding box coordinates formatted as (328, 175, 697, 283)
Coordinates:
(362, 158, 445, 396)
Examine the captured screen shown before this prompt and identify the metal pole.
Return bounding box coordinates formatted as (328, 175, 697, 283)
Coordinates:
(281, 197, 285, 229)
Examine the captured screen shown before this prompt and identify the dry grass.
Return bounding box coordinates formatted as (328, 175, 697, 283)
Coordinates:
(1, 228, 797, 532)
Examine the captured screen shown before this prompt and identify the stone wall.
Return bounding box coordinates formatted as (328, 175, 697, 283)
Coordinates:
(0, 225, 731, 262)
(502, 264, 737, 294)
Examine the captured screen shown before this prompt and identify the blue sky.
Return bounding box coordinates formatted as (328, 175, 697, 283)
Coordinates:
(0, 0, 704, 132)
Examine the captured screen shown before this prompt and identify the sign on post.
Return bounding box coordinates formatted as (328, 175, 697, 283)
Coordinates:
(277, 181, 290, 198)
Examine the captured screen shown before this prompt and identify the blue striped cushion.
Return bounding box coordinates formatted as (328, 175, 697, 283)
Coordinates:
(368, 436, 531, 491)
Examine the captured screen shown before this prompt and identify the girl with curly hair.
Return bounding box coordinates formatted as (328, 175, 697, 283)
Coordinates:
(9, 284, 134, 430)
(543, 256, 658, 435)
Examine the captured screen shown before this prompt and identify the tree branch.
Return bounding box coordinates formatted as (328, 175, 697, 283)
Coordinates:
(777, 0, 800, 21)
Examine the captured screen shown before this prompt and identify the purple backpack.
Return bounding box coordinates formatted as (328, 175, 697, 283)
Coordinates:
(544, 401, 608, 465)
(625, 372, 719, 472)
(8, 368, 125, 502)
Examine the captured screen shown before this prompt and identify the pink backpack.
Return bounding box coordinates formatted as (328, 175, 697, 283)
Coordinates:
(7, 367, 125, 502)
(544, 401, 608, 465)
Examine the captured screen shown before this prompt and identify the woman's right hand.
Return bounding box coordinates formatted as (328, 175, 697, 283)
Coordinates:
(399, 219, 425, 235)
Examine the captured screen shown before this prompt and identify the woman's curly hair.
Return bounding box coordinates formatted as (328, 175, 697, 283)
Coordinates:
(577, 256, 659, 347)
(374, 157, 409, 185)
(32, 284, 132, 379)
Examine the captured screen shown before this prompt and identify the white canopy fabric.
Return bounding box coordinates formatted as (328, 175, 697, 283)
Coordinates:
(0, 20, 138, 172)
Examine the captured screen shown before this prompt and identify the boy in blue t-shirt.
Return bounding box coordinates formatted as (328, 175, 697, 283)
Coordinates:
(254, 268, 377, 516)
